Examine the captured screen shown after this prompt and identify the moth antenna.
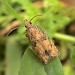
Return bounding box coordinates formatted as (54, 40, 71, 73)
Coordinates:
(6, 26, 19, 37)
(29, 15, 42, 22)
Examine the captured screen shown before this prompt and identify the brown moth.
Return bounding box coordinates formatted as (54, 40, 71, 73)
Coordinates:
(25, 19, 59, 64)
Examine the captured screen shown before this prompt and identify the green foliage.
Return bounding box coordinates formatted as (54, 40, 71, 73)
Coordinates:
(19, 47, 64, 75)
(6, 38, 22, 75)
(70, 47, 75, 67)
(0, 0, 75, 75)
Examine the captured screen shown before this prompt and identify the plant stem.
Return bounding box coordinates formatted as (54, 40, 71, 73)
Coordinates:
(54, 33, 75, 42)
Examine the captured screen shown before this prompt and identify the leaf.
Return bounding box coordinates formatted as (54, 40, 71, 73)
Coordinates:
(18, 0, 40, 18)
(19, 47, 64, 75)
(1, 0, 24, 25)
(19, 47, 47, 75)
(70, 46, 75, 67)
(44, 57, 64, 75)
(6, 38, 22, 75)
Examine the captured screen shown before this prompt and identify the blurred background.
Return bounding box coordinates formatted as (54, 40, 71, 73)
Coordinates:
(0, 0, 75, 75)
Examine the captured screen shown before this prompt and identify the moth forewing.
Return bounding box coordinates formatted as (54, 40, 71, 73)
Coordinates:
(25, 19, 59, 64)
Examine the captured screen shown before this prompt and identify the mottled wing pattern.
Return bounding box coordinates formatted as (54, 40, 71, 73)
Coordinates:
(26, 26, 59, 64)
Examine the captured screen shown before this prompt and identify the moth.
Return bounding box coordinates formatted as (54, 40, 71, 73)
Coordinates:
(6, 15, 59, 64)
(25, 17, 59, 64)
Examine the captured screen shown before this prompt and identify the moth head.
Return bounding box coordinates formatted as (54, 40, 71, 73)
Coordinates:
(24, 19, 32, 29)
(25, 15, 41, 29)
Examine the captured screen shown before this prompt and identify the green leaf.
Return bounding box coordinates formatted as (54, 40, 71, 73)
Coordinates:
(6, 38, 22, 75)
(19, 47, 47, 75)
(19, 47, 64, 75)
(1, 0, 24, 25)
(18, 0, 40, 17)
(70, 46, 75, 67)
(44, 58, 64, 75)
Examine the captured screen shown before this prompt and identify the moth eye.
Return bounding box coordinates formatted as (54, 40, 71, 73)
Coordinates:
(25, 26, 27, 28)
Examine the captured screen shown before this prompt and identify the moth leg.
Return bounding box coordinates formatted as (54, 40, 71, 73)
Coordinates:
(25, 30, 29, 37)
